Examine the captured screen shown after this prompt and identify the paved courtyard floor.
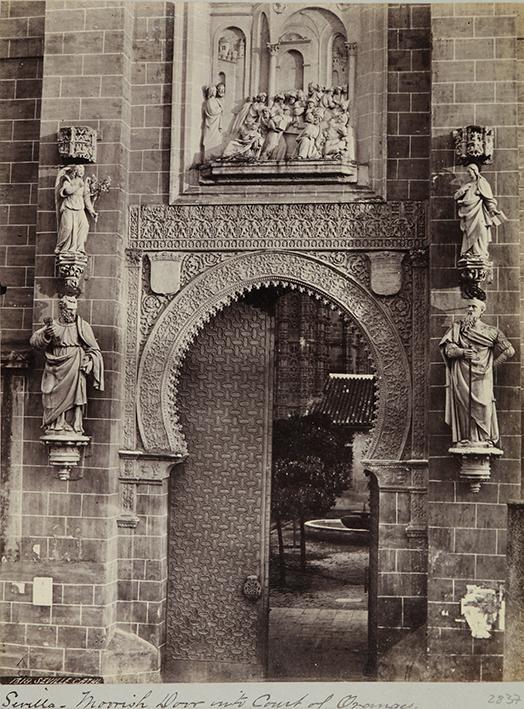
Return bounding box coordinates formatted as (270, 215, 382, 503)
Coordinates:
(267, 606, 369, 681)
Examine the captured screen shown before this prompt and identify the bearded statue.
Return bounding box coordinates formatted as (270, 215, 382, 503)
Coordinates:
(440, 298, 514, 445)
(30, 295, 104, 435)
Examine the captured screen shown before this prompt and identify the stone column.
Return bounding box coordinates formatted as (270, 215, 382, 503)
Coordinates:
(266, 42, 280, 97)
(345, 41, 358, 103)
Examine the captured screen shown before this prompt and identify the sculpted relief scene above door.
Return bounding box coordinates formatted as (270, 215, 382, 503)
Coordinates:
(170, 2, 387, 199)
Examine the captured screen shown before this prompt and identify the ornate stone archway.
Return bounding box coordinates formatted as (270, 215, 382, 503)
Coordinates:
(137, 250, 412, 462)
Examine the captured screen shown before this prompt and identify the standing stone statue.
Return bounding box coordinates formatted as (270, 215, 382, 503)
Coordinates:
(454, 163, 506, 261)
(54, 165, 98, 254)
(440, 298, 514, 445)
(202, 84, 225, 161)
(30, 295, 104, 435)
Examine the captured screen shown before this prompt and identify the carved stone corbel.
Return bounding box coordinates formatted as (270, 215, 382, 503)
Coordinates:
(449, 442, 503, 494)
(42, 433, 90, 481)
(118, 449, 186, 529)
(56, 251, 88, 295)
(458, 254, 492, 301)
(453, 125, 494, 166)
(119, 449, 186, 484)
(57, 125, 98, 164)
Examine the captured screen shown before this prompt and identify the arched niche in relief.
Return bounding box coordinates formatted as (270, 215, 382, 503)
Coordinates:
(280, 7, 346, 88)
(278, 48, 304, 92)
(331, 33, 348, 87)
(213, 25, 248, 133)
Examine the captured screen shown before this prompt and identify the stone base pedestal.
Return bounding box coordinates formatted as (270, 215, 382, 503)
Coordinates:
(41, 432, 90, 480)
(449, 442, 503, 493)
(200, 157, 359, 185)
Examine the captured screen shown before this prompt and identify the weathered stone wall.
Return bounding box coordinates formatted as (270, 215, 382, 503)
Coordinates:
(1, 0, 134, 678)
(387, 3, 431, 201)
(0, 0, 44, 355)
(1, 0, 523, 683)
(129, 2, 173, 204)
(428, 2, 521, 681)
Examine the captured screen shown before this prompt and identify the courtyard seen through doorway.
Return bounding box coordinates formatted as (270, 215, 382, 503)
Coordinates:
(264, 288, 376, 681)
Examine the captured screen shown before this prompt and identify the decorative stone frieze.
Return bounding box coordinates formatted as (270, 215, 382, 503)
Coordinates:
(129, 202, 426, 251)
(57, 125, 98, 164)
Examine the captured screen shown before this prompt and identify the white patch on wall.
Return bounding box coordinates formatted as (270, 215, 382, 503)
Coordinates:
(460, 584, 503, 639)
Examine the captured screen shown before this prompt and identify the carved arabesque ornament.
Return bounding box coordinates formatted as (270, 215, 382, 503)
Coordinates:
(137, 251, 412, 462)
(129, 202, 426, 251)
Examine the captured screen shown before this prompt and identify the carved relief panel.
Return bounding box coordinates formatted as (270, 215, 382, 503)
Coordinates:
(170, 2, 387, 199)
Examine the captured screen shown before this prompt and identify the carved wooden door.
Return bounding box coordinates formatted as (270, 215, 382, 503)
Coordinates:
(165, 299, 273, 681)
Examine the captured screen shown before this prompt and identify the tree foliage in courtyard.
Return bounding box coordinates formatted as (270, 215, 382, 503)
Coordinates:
(271, 414, 352, 585)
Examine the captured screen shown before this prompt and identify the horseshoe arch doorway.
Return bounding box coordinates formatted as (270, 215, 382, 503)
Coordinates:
(136, 252, 412, 681)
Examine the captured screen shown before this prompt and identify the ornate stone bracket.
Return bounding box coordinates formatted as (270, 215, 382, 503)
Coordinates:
(117, 449, 186, 529)
(57, 125, 98, 164)
(449, 442, 503, 493)
(458, 254, 492, 301)
(453, 125, 494, 166)
(41, 432, 90, 481)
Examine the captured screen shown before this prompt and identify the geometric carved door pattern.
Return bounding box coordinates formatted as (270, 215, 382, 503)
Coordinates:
(166, 299, 273, 681)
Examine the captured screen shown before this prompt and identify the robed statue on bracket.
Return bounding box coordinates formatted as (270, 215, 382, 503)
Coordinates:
(54, 164, 98, 254)
(440, 298, 514, 445)
(454, 163, 507, 261)
(30, 295, 104, 435)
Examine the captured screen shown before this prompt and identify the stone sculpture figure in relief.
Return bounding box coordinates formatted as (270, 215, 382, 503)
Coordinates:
(30, 295, 104, 434)
(54, 164, 98, 254)
(454, 163, 506, 261)
(202, 84, 225, 161)
(439, 298, 514, 445)
(216, 85, 355, 163)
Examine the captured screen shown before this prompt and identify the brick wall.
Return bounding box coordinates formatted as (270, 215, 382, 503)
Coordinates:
(519, 8, 524, 494)
(0, 0, 44, 355)
(428, 2, 521, 681)
(0, 0, 135, 678)
(387, 3, 431, 201)
(129, 2, 173, 204)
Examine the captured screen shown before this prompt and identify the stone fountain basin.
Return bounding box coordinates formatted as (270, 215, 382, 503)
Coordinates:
(305, 518, 369, 543)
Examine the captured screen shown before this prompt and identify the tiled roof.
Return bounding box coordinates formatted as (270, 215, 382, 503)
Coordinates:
(309, 373, 376, 428)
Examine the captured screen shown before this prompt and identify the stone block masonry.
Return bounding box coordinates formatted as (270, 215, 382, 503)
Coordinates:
(0, 0, 44, 356)
(387, 4, 431, 201)
(428, 2, 521, 681)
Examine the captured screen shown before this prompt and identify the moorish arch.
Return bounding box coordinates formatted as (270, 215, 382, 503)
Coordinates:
(137, 250, 412, 462)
